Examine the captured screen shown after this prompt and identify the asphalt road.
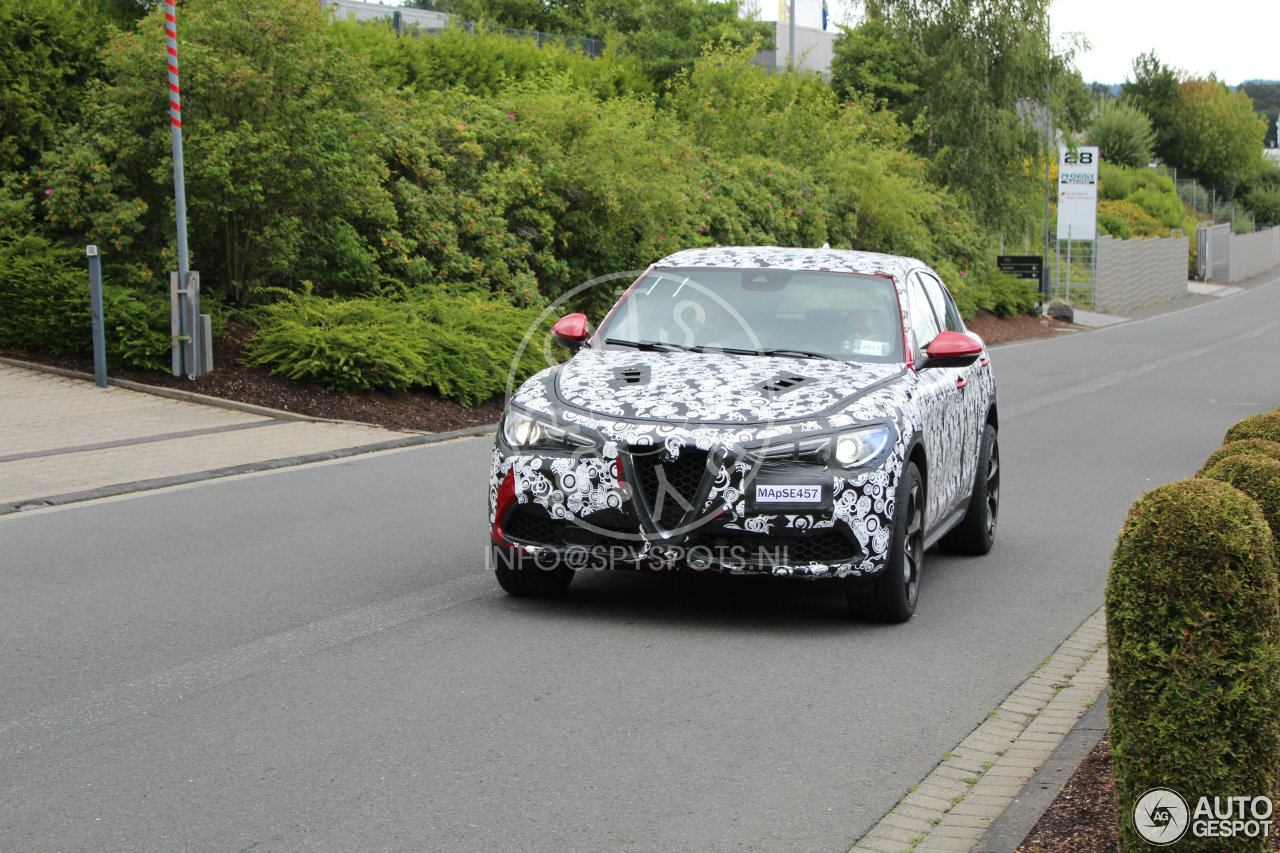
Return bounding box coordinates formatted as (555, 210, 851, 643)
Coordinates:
(3, 275, 1279, 852)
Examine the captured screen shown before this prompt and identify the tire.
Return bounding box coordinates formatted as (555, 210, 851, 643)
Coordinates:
(847, 462, 923, 623)
(940, 424, 999, 556)
(492, 544, 575, 598)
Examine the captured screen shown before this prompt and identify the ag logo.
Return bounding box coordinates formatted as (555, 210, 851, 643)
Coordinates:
(1134, 787, 1190, 845)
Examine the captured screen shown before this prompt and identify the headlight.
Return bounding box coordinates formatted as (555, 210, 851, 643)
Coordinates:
(501, 411, 594, 451)
(833, 424, 892, 468)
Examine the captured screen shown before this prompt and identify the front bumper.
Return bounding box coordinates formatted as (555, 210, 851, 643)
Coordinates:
(488, 441, 901, 578)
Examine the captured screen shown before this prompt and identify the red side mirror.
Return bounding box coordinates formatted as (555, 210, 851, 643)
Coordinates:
(552, 313, 591, 350)
(922, 331, 983, 369)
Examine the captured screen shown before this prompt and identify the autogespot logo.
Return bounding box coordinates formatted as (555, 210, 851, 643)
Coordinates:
(1134, 787, 1189, 846)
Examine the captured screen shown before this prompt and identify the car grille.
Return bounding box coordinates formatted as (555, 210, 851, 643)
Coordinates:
(503, 506, 636, 551)
(629, 447, 711, 531)
(701, 530, 862, 567)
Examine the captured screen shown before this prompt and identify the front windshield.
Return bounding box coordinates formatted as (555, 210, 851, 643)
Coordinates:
(594, 267, 905, 363)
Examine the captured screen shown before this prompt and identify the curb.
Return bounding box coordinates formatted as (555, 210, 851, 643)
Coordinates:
(0, 355, 413, 428)
(974, 687, 1109, 851)
(849, 607, 1108, 853)
(0, 424, 496, 516)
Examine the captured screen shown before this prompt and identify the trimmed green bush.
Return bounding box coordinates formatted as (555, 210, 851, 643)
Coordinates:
(1225, 412, 1280, 444)
(1201, 455, 1280, 566)
(1197, 439, 1280, 476)
(247, 288, 554, 405)
(1107, 478, 1280, 853)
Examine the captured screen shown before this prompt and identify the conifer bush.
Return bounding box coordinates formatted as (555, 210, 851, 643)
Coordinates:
(1224, 412, 1280, 444)
(1197, 439, 1280, 477)
(1108, 478, 1280, 853)
(1201, 455, 1280, 566)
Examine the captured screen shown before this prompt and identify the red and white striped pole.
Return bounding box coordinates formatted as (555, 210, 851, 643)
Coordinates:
(164, 0, 199, 376)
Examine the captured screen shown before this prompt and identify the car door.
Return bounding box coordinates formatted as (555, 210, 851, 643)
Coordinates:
(918, 270, 987, 506)
(904, 271, 962, 531)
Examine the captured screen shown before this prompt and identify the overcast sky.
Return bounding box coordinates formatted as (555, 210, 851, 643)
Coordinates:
(756, 0, 1275, 86)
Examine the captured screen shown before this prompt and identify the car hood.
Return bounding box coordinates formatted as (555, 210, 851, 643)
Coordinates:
(549, 350, 905, 424)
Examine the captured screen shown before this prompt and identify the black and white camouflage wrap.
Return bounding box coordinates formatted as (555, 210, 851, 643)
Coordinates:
(488, 247, 996, 579)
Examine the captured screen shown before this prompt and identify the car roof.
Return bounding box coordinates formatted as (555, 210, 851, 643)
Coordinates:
(653, 246, 926, 281)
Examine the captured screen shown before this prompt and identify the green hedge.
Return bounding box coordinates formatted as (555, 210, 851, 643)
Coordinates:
(1197, 439, 1280, 476)
(1201, 455, 1280, 566)
(0, 233, 171, 371)
(247, 288, 554, 404)
(1225, 412, 1280, 444)
(1108, 478, 1280, 852)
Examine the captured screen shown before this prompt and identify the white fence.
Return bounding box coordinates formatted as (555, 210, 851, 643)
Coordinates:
(327, 0, 448, 29)
(1198, 223, 1280, 283)
(1094, 233, 1189, 314)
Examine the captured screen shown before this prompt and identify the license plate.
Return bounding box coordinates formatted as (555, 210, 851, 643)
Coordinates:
(754, 484, 822, 504)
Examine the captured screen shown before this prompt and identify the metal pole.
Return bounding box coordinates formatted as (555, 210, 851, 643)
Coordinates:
(788, 0, 795, 68)
(87, 245, 107, 389)
(165, 0, 198, 377)
(1042, 62, 1052, 307)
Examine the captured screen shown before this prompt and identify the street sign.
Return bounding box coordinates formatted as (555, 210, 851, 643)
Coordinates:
(997, 255, 1048, 296)
(1057, 146, 1099, 241)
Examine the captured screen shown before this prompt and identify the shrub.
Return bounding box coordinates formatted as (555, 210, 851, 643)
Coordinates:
(1201, 455, 1280, 565)
(1197, 439, 1280, 476)
(1087, 99, 1155, 169)
(1225, 412, 1280, 444)
(1098, 198, 1164, 239)
(1244, 186, 1280, 226)
(0, 232, 172, 371)
(247, 288, 554, 405)
(1107, 478, 1280, 853)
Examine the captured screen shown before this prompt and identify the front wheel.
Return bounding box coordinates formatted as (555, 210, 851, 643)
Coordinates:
(939, 424, 999, 556)
(492, 545, 575, 597)
(847, 462, 923, 623)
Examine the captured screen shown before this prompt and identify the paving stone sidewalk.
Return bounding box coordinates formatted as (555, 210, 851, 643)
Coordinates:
(849, 609, 1108, 853)
(0, 360, 434, 513)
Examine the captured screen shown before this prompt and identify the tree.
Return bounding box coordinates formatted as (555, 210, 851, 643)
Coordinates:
(1164, 78, 1267, 193)
(36, 0, 403, 303)
(832, 0, 1070, 236)
(1087, 99, 1155, 168)
(1121, 51, 1179, 157)
(829, 17, 922, 117)
(0, 0, 118, 174)
(1239, 80, 1280, 148)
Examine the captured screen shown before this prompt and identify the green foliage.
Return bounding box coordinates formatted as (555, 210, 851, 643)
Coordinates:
(1198, 440, 1280, 477)
(1202, 455, 1280, 565)
(1107, 478, 1280, 853)
(829, 18, 922, 116)
(247, 288, 553, 404)
(412, 0, 772, 88)
(831, 0, 1069, 236)
(36, 0, 403, 305)
(1225, 412, 1280, 444)
(1086, 99, 1155, 169)
(0, 0, 117, 174)
(327, 24, 653, 101)
(1244, 186, 1280, 226)
(1238, 80, 1280, 148)
(1122, 51, 1180, 157)
(0, 232, 171, 370)
(1165, 78, 1269, 192)
(1090, 164, 1195, 239)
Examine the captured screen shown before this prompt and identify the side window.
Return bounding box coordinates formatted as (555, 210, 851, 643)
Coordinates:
(918, 272, 963, 333)
(907, 275, 941, 352)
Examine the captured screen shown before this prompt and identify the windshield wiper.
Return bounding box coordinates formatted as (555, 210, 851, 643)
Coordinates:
(604, 338, 681, 352)
(756, 348, 837, 361)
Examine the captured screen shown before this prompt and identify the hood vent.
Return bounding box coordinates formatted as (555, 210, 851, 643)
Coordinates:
(610, 364, 651, 388)
(758, 373, 813, 396)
